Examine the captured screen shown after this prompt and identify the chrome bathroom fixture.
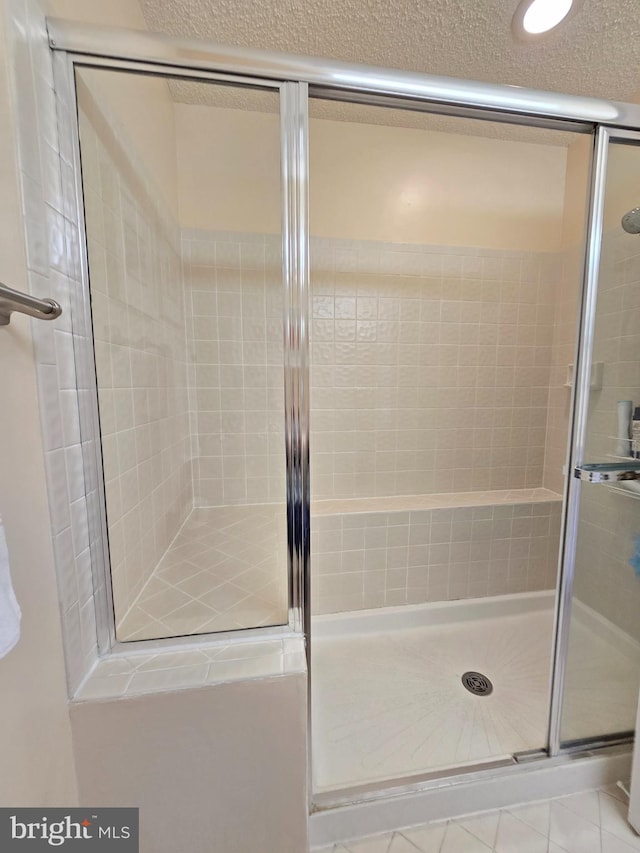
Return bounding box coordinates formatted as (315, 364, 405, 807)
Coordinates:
(621, 207, 640, 233)
(0, 281, 62, 326)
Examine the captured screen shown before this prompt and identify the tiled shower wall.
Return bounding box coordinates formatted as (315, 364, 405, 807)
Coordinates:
(543, 245, 582, 494)
(6, 0, 100, 691)
(181, 228, 285, 507)
(312, 498, 562, 614)
(181, 234, 564, 506)
(179, 232, 568, 613)
(310, 239, 560, 500)
(573, 228, 640, 643)
(78, 84, 191, 619)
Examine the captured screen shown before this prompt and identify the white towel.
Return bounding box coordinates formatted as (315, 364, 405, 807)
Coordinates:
(0, 515, 21, 658)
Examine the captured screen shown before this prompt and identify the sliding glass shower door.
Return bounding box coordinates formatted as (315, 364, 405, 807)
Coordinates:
(307, 94, 592, 792)
(558, 129, 640, 748)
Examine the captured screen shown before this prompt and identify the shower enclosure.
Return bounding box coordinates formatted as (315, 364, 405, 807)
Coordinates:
(308, 102, 584, 792)
(48, 18, 640, 808)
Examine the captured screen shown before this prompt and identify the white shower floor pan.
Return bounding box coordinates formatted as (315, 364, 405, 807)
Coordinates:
(311, 591, 640, 792)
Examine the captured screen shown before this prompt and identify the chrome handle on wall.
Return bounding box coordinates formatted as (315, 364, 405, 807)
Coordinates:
(0, 281, 62, 326)
(574, 462, 640, 483)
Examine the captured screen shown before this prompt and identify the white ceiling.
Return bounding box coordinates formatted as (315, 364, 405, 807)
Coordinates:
(139, 0, 640, 101)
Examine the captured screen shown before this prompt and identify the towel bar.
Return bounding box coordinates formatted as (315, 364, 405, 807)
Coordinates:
(0, 281, 62, 326)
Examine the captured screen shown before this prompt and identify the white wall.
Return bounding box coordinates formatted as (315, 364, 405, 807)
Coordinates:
(561, 135, 591, 250)
(71, 675, 308, 853)
(543, 135, 591, 494)
(310, 118, 568, 251)
(77, 75, 192, 627)
(50, 1, 179, 216)
(0, 0, 76, 805)
(603, 141, 640, 232)
(0, 322, 76, 805)
(78, 67, 179, 217)
(48, 0, 147, 26)
(176, 104, 569, 251)
(176, 102, 281, 233)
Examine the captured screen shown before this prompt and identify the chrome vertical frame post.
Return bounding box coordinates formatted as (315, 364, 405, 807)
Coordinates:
(281, 82, 311, 639)
(51, 50, 115, 654)
(547, 127, 610, 755)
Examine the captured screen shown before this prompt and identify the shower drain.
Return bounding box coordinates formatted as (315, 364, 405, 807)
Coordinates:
(461, 671, 493, 696)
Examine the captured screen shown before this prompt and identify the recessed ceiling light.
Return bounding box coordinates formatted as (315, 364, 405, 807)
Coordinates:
(512, 0, 580, 41)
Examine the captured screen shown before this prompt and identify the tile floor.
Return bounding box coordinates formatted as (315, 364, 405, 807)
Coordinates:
(117, 505, 288, 641)
(312, 784, 640, 852)
(312, 605, 640, 791)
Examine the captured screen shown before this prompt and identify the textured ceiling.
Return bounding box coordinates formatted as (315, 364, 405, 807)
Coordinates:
(140, 0, 640, 99)
(140, 0, 640, 146)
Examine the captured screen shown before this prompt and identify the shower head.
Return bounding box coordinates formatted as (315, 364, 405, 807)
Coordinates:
(621, 207, 640, 234)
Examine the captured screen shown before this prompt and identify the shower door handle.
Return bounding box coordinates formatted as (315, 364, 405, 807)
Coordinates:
(574, 462, 640, 483)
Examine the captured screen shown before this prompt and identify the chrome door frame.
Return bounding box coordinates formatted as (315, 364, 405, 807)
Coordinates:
(47, 17, 640, 809)
(51, 49, 308, 653)
(47, 18, 640, 129)
(547, 126, 640, 754)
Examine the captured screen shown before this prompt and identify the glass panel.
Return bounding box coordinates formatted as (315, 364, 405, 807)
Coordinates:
(560, 137, 640, 745)
(76, 67, 287, 640)
(307, 98, 590, 791)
